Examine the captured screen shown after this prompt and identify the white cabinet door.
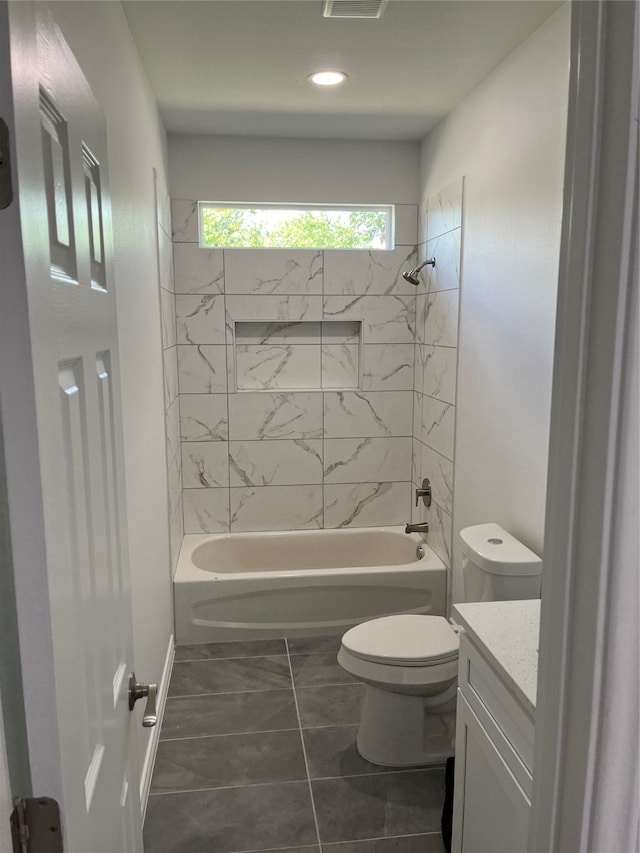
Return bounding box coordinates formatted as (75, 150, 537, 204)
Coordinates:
(453, 692, 531, 853)
(1, 4, 143, 851)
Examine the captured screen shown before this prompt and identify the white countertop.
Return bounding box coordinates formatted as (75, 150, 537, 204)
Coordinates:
(452, 599, 540, 719)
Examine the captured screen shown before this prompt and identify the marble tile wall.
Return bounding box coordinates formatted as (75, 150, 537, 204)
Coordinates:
(411, 180, 464, 569)
(156, 173, 183, 572)
(171, 200, 419, 534)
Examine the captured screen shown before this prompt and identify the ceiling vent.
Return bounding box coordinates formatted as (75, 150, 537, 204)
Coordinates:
(322, 0, 389, 19)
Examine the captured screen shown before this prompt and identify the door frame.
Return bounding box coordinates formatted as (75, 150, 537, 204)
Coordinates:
(530, 1, 639, 851)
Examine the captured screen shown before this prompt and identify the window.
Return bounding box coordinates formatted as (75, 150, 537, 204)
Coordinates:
(200, 202, 394, 250)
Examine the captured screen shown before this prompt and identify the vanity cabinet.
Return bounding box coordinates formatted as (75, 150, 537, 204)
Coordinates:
(451, 631, 535, 853)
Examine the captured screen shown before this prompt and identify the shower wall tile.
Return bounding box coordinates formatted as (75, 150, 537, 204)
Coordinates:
(169, 501, 184, 574)
(412, 179, 464, 570)
(157, 182, 182, 575)
(156, 183, 172, 244)
(166, 396, 181, 463)
(321, 345, 359, 389)
(425, 179, 463, 242)
(225, 249, 323, 295)
(226, 295, 323, 326)
(178, 345, 228, 394)
(394, 204, 419, 246)
(323, 295, 415, 344)
(176, 294, 226, 345)
(163, 347, 178, 409)
(324, 482, 411, 529)
(421, 397, 455, 461)
(235, 345, 321, 391)
(182, 442, 230, 489)
(229, 440, 323, 487)
(173, 243, 224, 294)
(230, 486, 323, 532)
(183, 488, 230, 534)
(422, 229, 461, 293)
(421, 346, 457, 405)
(158, 229, 175, 294)
(323, 438, 412, 485)
(424, 502, 452, 567)
(180, 394, 229, 442)
(419, 444, 454, 516)
(171, 201, 422, 531)
(168, 445, 182, 520)
(362, 344, 414, 391)
(424, 290, 459, 348)
(171, 200, 199, 243)
(160, 288, 176, 350)
(324, 391, 413, 439)
(228, 392, 323, 441)
(323, 247, 417, 296)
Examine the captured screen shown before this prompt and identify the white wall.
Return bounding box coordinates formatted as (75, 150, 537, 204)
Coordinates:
(48, 2, 174, 791)
(169, 134, 420, 204)
(418, 5, 570, 601)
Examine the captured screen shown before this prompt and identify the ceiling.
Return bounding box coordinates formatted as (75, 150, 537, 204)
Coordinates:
(123, 0, 564, 141)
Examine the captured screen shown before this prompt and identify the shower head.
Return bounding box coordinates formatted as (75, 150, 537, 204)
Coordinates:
(402, 257, 436, 286)
(402, 270, 421, 286)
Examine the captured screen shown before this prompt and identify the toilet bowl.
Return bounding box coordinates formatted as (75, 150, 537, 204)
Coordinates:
(338, 614, 459, 766)
(338, 523, 542, 766)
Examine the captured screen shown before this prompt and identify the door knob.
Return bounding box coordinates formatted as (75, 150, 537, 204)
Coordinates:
(128, 673, 158, 727)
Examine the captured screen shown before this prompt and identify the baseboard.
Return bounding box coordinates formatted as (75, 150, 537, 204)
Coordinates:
(139, 632, 174, 819)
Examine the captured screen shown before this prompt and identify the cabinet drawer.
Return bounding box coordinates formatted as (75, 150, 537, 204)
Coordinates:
(458, 633, 535, 776)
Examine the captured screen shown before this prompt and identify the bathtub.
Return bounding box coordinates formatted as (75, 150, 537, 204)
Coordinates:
(174, 526, 446, 643)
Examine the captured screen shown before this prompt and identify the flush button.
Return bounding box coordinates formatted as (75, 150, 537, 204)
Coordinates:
(487, 538, 503, 544)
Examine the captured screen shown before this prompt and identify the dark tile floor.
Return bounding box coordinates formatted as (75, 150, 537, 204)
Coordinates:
(144, 637, 447, 853)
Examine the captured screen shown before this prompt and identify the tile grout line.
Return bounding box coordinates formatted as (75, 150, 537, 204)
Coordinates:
(222, 831, 444, 853)
(285, 638, 324, 853)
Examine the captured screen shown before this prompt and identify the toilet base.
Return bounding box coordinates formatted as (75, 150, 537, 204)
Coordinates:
(356, 685, 456, 767)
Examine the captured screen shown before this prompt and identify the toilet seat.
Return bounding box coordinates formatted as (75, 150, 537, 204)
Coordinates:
(342, 614, 459, 667)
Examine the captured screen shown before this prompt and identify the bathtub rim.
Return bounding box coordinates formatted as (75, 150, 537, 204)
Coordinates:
(175, 525, 444, 583)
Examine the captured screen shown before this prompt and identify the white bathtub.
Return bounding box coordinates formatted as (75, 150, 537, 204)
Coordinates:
(174, 526, 446, 643)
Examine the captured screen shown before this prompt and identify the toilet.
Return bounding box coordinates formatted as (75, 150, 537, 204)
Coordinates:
(337, 523, 542, 766)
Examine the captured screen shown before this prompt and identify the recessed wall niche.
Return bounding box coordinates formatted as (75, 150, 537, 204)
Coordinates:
(234, 320, 361, 391)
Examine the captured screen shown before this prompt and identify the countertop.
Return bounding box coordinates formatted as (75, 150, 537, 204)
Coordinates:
(452, 599, 540, 719)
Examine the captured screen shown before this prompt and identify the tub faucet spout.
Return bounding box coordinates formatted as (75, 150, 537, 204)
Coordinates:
(405, 522, 429, 535)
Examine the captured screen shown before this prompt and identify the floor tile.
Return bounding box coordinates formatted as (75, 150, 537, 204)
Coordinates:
(290, 653, 356, 687)
(144, 781, 318, 853)
(257, 848, 320, 853)
(161, 690, 298, 739)
(169, 656, 292, 696)
(151, 729, 306, 793)
(296, 684, 365, 728)
(303, 726, 407, 779)
(324, 835, 446, 853)
(311, 770, 445, 843)
(175, 639, 287, 661)
(287, 635, 343, 655)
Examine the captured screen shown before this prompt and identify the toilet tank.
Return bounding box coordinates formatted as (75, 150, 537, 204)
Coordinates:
(459, 523, 542, 602)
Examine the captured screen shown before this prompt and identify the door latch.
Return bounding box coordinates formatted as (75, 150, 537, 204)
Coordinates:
(128, 673, 158, 727)
(10, 797, 62, 853)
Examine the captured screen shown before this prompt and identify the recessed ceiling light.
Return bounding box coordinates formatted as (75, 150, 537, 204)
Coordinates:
(308, 70, 347, 87)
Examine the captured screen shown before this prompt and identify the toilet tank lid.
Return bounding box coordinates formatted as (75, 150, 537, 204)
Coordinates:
(459, 523, 542, 575)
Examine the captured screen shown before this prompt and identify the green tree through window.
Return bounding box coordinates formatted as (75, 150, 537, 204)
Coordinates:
(201, 205, 390, 249)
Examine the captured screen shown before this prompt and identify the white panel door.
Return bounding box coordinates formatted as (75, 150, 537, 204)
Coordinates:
(1, 4, 143, 851)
